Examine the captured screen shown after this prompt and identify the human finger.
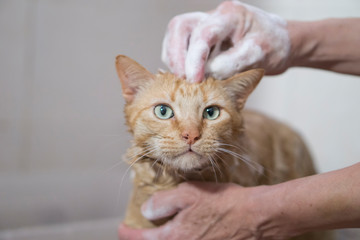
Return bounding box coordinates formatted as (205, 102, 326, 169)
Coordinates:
(161, 12, 207, 78)
(185, 13, 236, 83)
(141, 185, 196, 221)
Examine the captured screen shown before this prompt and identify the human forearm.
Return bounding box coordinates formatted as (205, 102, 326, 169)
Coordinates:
(288, 18, 360, 75)
(258, 163, 360, 238)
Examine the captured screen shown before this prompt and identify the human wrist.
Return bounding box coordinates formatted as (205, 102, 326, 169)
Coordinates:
(287, 19, 360, 73)
(238, 184, 294, 239)
(286, 20, 320, 68)
(248, 183, 308, 239)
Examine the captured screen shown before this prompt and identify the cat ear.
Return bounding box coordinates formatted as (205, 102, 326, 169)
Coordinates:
(221, 69, 264, 109)
(115, 55, 155, 103)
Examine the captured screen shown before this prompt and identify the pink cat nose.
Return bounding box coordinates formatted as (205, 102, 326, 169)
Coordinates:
(181, 130, 200, 145)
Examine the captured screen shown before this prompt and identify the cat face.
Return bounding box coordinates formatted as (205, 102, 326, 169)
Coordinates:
(115, 55, 263, 171)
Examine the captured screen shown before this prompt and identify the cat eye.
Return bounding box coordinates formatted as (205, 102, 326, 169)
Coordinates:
(203, 106, 220, 120)
(154, 104, 174, 119)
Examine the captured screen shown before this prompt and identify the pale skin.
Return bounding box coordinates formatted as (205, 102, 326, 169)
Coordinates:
(119, 1, 360, 239)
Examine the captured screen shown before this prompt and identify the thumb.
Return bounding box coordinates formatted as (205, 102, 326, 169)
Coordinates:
(141, 185, 196, 221)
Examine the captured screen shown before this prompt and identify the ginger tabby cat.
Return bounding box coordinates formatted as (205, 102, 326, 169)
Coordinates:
(115, 55, 333, 240)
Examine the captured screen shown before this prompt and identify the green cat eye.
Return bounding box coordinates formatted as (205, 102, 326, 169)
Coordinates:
(203, 106, 220, 120)
(154, 104, 174, 119)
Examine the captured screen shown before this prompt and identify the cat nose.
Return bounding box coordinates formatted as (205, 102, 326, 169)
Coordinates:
(181, 129, 200, 145)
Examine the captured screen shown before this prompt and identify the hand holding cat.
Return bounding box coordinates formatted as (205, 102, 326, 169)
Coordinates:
(161, 1, 291, 83)
(118, 164, 360, 240)
(118, 182, 272, 240)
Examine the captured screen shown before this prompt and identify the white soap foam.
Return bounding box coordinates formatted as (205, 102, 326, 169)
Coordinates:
(206, 38, 264, 79)
(162, 12, 207, 77)
(204, 0, 290, 78)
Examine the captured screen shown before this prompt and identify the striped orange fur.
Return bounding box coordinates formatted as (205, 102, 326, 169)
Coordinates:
(115, 55, 333, 240)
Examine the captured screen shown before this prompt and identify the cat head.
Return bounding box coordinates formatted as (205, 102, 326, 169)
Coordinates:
(115, 55, 263, 171)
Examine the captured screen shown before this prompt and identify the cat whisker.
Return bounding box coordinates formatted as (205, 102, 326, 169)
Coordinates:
(213, 152, 230, 169)
(99, 146, 151, 176)
(216, 142, 266, 177)
(217, 142, 248, 153)
(152, 159, 164, 182)
(126, 145, 157, 160)
(117, 147, 158, 204)
(93, 135, 133, 175)
(101, 159, 126, 176)
(151, 158, 161, 168)
(208, 155, 221, 183)
(217, 147, 264, 174)
(128, 148, 157, 169)
(208, 156, 218, 183)
(211, 155, 224, 176)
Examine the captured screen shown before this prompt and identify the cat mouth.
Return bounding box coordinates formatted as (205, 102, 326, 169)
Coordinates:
(167, 149, 210, 171)
(176, 149, 202, 158)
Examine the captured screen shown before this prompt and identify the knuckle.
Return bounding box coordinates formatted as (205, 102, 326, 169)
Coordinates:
(168, 15, 183, 29)
(218, 0, 235, 9)
(218, 0, 247, 13)
(191, 25, 217, 46)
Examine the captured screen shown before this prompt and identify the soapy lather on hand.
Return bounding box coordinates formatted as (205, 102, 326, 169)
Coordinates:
(161, 1, 291, 83)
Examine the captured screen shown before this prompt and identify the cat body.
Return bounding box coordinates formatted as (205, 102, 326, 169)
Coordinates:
(115, 55, 333, 240)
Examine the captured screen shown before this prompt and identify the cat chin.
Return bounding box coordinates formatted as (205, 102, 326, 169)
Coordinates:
(164, 151, 209, 172)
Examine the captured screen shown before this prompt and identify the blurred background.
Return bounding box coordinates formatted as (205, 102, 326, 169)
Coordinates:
(0, 0, 359, 239)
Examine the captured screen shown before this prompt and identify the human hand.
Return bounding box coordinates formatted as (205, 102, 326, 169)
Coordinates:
(118, 182, 272, 240)
(161, 1, 291, 83)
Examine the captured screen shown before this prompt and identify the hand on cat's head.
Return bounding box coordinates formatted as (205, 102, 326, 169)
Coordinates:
(161, 1, 290, 83)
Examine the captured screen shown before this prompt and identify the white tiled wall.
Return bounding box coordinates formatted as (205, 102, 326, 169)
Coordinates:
(0, 0, 359, 238)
